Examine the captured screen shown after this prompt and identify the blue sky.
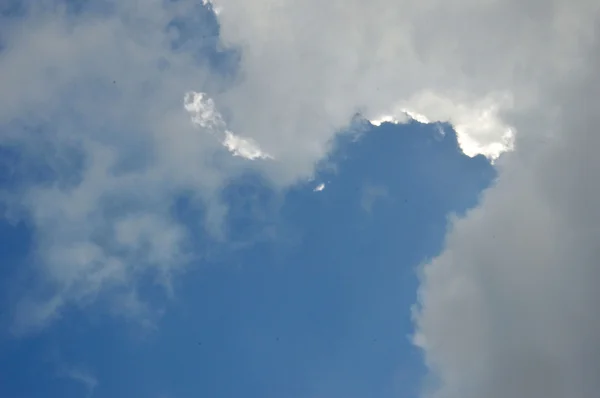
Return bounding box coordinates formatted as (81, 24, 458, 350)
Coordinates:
(0, 115, 494, 397)
(1, 1, 600, 398)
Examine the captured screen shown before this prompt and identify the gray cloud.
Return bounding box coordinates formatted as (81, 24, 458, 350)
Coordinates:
(413, 10, 600, 398)
(413, 54, 600, 397)
(203, 0, 600, 397)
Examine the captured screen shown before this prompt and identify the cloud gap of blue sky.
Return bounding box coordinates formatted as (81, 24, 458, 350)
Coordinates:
(0, 118, 494, 398)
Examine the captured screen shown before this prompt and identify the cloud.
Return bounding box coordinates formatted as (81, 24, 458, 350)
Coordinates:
(409, 9, 600, 398)
(203, 0, 600, 397)
(413, 63, 600, 397)
(0, 1, 244, 332)
(2, 17, 599, 398)
(183, 90, 273, 160)
(209, 0, 558, 167)
(313, 183, 326, 192)
(368, 91, 515, 161)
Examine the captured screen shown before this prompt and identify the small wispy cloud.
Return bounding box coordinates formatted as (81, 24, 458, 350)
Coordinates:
(60, 366, 98, 398)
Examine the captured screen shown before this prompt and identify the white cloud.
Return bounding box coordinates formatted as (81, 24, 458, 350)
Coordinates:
(222, 131, 273, 160)
(183, 91, 226, 130)
(50, 351, 99, 398)
(313, 183, 326, 192)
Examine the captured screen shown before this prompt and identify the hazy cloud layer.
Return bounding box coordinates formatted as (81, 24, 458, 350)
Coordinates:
(0, 0, 241, 332)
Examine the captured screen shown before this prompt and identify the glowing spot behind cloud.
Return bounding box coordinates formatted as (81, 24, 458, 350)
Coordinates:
(314, 183, 326, 192)
(367, 91, 515, 161)
(202, 0, 222, 15)
(369, 114, 409, 127)
(223, 131, 273, 160)
(403, 109, 431, 124)
(369, 109, 429, 126)
(184, 91, 272, 160)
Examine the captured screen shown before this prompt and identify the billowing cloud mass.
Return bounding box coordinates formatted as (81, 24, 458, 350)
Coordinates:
(2, 0, 600, 397)
(201, 0, 600, 397)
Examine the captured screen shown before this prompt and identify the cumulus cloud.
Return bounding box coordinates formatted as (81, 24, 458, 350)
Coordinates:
(412, 61, 600, 397)
(205, 0, 600, 397)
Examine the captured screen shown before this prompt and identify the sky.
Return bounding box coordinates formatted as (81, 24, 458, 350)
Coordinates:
(0, 1, 599, 398)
